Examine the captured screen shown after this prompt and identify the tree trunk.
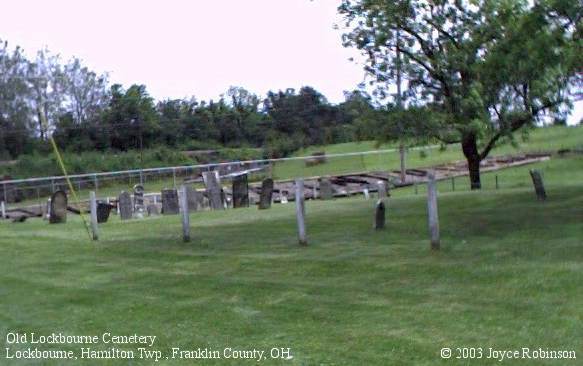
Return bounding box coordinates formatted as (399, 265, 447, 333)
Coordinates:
(462, 134, 481, 190)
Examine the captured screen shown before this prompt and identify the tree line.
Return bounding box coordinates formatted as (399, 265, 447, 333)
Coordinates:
(0, 40, 384, 160)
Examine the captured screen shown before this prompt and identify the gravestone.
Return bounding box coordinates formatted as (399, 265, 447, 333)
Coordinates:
(185, 185, 199, 212)
(203, 171, 223, 210)
(118, 191, 133, 220)
(258, 178, 274, 209)
(133, 184, 145, 212)
(318, 178, 334, 200)
(529, 170, 547, 201)
(162, 189, 179, 215)
(232, 174, 249, 208)
(96, 202, 113, 223)
(147, 204, 160, 216)
(373, 200, 385, 230)
(49, 190, 67, 224)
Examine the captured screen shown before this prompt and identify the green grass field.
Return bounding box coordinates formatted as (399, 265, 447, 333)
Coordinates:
(1, 153, 582, 365)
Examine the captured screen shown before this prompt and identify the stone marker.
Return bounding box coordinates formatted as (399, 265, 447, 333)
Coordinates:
(318, 178, 334, 200)
(118, 191, 133, 220)
(373, 199, 385, 230)
(49, 190, 67, 224)
(232, 174, 249, 208)
(146, 204, 160, 216)
(89, 191, 99, 241)
(258, 178, 274, 209)
(427, 171, 440, 250)
(179, 185, 190, 242)
(96, 202, 113, 223)
(203, 170, 223, 210)
(295, 179, 307, 245)
(161, 189, 179, 215)
(1, 201, 5, 219)
(377, 181, 387, 199)
(133, 184, 145, 212)
(529, 169, 547, 201)
(185, 185, 199, 212)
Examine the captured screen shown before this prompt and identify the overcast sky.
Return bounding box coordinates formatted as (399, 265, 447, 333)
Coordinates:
(1, 0, 581, 123)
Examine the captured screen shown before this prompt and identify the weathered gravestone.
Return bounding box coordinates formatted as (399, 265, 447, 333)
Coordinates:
(162, 189, 179, 215)
(118, 191, 133, 220)
(373, 200, 386, 230)
(318, 178, 334, 200)
(232, 174, 249, 208)
(529, 169, 547, 201)
(49, 190, 67, 224)
(185, 185, 200, 212)
(96, 202, 113, 223)
(258, 178, 274, 210)
(146, 204, 160, 216)
(203, 171, 223, 210)
(133, 184, 145, 212)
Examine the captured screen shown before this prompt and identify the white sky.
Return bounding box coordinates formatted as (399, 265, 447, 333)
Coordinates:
(1, 0, 581, 123)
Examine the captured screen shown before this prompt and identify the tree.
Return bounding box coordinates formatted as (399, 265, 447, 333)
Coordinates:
(62, 57, 109, 124)
(339, 0, 582, 188)
(26, 48, 65, 141)
(0, 41, 33, 157)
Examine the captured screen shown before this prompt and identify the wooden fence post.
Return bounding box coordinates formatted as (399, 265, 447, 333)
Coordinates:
(179, 185, 191, 242)
(295, 179, 307, 246)
(1, 201, 5, 219)
(427, 171, 440, 250)
(89, 191, 99, 241)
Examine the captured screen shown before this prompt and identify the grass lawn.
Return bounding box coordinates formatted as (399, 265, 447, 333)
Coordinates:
(0, 155, 582, 365)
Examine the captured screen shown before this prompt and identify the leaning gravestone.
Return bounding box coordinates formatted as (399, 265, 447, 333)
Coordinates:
(529, 169, 547, 201)
(258, 178, 274, 209)
(232, 174, 249, 208)
(133, 184, 145, 212)
(96, 202, 113, 223)
(185, 185, 199, 212)
(203, 171, 223, 210)
(373, 200, 385, 230)
(49, 190, 67, 224)
(118, 191, 133, 220)
(162, 189, 179, 215)
(318, 178, 334, 200)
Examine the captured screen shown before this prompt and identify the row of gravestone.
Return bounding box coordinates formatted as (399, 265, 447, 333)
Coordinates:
(44, 174, 388, 224)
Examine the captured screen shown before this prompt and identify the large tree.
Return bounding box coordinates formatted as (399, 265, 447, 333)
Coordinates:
(339, 0, 581, 188)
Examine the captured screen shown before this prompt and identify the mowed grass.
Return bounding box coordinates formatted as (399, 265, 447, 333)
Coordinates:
(272, 125, 583, 180)
(0, 156, 582, 365)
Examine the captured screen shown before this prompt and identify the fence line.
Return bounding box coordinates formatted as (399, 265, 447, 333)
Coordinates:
(1, 145, 440, 185)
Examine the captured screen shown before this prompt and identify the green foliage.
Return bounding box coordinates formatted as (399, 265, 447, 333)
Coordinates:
(339, 0, 581, 186)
